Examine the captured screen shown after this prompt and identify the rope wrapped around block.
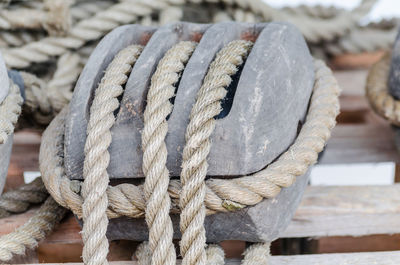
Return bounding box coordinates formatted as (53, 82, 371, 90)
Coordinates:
(39, 57, 340, 220)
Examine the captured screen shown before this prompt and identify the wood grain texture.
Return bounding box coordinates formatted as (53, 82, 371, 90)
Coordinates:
(16, 251, 400, 265)
(3, 185, 400, 243)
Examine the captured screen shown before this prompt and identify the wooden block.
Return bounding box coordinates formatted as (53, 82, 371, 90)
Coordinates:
(66, 21, 314, 179)
(389, 28, 400, 99)
(0, 52, 8, 104)
(0, 53, 11, 194)
(64, 22, 314, 242)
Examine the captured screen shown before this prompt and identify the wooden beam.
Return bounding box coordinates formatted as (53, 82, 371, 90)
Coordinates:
(2, 185, 400, 242)
(16, 250, 400, 265)
(320, 124, 400, 164)
(283, 184, 400, 238)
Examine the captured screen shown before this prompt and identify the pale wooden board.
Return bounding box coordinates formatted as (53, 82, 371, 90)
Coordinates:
(320, 123, 400, 164)
(3, 185, 400, 244)
(17, 250, 400, 265)
(282, 184, 400, 238)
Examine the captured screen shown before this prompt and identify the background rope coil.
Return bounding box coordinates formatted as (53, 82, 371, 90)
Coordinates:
(365, 52, 400, 126)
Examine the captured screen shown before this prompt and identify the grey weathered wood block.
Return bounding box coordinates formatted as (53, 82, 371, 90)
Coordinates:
(0, 53, 8, 104)
(388, 30, 400, 150)
(66, 22, 314, 242)
(389, 28, 400, 100)
(0, 53, 11, 194)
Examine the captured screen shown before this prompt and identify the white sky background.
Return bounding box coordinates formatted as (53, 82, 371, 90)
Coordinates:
(260, 0, 399, 186)
(263, 0, 400, 23)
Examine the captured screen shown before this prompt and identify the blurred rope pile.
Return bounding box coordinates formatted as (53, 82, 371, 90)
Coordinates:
(0, 0, 396, 128)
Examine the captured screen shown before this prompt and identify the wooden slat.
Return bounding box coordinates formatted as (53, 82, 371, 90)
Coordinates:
(2, 185, 400, 243)
(17, 250, 400, 265)
(282, 184, 400, 238)
(320, 124, 400, 164)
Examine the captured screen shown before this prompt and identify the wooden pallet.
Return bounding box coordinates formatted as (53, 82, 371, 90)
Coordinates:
(3, 53, 400, 264)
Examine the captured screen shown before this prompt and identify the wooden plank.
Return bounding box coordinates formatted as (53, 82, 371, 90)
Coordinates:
(3, 185, 400, 244)
(320, 124, 400, 164)
(282, 184, 400, 238)
(16, 250, 400, 265)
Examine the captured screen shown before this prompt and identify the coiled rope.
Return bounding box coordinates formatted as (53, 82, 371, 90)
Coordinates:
(365, 52, 400, 126)
(0, 0, 383, 69)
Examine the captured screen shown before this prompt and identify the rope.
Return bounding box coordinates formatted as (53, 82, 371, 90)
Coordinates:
(325, 27, 397, 56)
(1, 0, 380, 68)
(81, 44, 143, 265)
(39, 57, 340, 218)
(179, 40, 253, 265)
(0, 0, 71, 36)
(2, 0, 171, 68)
(0, 78, 22, 144)
(142, 41, 196, 265)
(0, 178, 48, 218)
(241, 243, 271, 265)
(0, 197, 66, 262)
(365, 52, 400, 125)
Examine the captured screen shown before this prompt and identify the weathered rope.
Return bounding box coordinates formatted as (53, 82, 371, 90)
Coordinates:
(0, 0, 70, 36)
(142, 41, 197, 265)
(241, 243, 271, 265)
(81, 44, 143, 265)
(325, 27, 397, 56)
(179, 40, 253, 265)
(365, 52, 400, 126)
(0, 178, 48, 218)
(0, 78, 23, 144)
(0, 197, 66, 262)
(39, 58, 340, 218)
(2, 0, 171, 68)
(1, 0, 379, 68)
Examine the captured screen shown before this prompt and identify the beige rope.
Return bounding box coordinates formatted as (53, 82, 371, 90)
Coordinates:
(0, 78, 22, 144)
(0, 197, 67, 262)
(1, 0, 378, 68)
(142, 41, 197, 265)
(179, 40, 253, 265)
(47, 52, 83, 113)
(39, 58, 340, 218)
(0, 0, 70, 36)
(81, 44, 143, 265)
(365, 52, 400, 126)
(241, 243, 271, 265)
(2, 0, 171, 68)
(0, 178, 48, 218)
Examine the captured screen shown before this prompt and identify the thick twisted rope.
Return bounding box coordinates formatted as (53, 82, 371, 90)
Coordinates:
(81, 44, 143, 265)
(0, 0, 70, 35)
(365, 52, 400, 126)
(142, 41, 196, 265)
(47, 52, 83, 113)
(0, 197, 66, 262)
(325, 27, 397, 56)
(179, 40, 253, 265)
(0, 178, 48, 218)
(0, 78, 22, 144)
(241, 243, 271, 265)
(2, 0, 172, 68)
(39, 58, 340, 218)
(2, 0, 378, 68)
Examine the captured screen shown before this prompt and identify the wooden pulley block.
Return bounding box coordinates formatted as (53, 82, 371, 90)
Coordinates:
(0, 53, 13, 194)
(65, 22, 315, 242)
